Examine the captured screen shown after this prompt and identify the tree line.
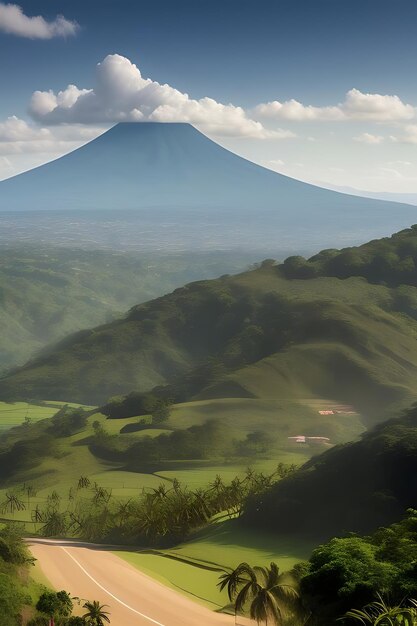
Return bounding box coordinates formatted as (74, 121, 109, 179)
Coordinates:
(2, 464, 296, 545)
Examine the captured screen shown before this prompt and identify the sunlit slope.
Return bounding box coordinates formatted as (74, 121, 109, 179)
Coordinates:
(200, 301, 417, 422)
(2, 258, 417, 425)
(0, 122, 415, 238)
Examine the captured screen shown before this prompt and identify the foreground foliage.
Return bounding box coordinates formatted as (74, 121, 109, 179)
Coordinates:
(218, 561, 299, 625)
(343, 595, 417, 626)
(293, 510, 417, 625)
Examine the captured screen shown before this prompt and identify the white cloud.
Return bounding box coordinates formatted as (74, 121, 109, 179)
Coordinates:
(0, 3, 79, 39)
(391, 124, 417, 144)
(353, 132, 384, 144)
(29, 54, 294, 139)
(344, 89, 414, 121)
(0, 116, 104, 156)
(254, 88, 415, 123)
(254, 100, 344, 121)
(0, 115, 50, 142)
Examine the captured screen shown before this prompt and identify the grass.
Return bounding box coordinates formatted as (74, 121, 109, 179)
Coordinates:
(0, 393, 362, 521)
(0, 401, 57, 432)
(41, 400, 96, 409)
(168, 397, 365, 445)
(29, 557, 52, 589)
(116, 549, 228, 608)
(154, 456, 305, 489)
(115, 520, 315, 609)
(0, 400, 321, 611)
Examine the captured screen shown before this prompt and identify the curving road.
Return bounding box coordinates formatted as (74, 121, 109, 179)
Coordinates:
(28, 538, 234, 626)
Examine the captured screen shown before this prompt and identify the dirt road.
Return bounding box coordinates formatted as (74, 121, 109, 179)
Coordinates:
(28, 538, 234, 626)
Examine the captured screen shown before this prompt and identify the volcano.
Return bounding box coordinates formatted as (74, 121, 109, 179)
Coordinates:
(0, 122, 416, 245)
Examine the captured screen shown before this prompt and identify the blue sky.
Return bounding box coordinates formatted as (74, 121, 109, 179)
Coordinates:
(1, 0, 417, 192)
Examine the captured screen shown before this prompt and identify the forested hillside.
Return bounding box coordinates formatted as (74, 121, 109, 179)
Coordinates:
(243, 403, 417, 536)
(283, 224, 417, 287)
(2, 229, 417, 430)
(0, 246, 245, 372)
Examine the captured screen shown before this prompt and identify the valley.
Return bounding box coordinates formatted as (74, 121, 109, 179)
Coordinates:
(2, 227, 417, 623)
(0, 245, 250, 372)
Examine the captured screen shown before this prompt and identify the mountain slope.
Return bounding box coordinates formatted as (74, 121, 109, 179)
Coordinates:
(0, 246, 247, 373)
(3, 231, 417, 426)
(0, 123, 416, 246)
(242, 404, 417, 537)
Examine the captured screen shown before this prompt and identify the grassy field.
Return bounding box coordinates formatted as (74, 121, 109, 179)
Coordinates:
(116, 520, 315, 609)
(0, 403, 313, 534)
(0, 391, 364, 514)
(0, 400, 330, 611)
(100, 396, 365, 446)
(168, 397, 365, 445)
(0, 401, 58, 432)
(154, 455, 304, 488)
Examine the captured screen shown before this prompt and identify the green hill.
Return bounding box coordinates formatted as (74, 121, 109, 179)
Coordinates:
(242, 403, 417, 537)
(3, 230, 417, 432)
(282, 223, 417, 287)
(0, 245, 246, 373)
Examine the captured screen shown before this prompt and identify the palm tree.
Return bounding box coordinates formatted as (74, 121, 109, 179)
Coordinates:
(224, 562, 298, 625)
(40, 509, 68, 537)
(82, 600, 111, 625)
(343, 595, 417, 626)
(91, 484, 112, 505)
(218, 562, 254, 605)
(0, 491, 26, 515)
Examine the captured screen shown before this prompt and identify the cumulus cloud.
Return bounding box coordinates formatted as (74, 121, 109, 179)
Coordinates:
(0, 3, 79, 39)
(254, 88, 415, 123)
(254, 100, 344, 121)
(353, 132, 384, 144)
(0, 115, 50, 142)
(0, 116, 103, 155)
(29, 54, 294, 139)
(391, 125, 417, 144)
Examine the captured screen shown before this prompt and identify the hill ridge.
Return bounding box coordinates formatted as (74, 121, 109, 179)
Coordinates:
(3, 228, 417, 426)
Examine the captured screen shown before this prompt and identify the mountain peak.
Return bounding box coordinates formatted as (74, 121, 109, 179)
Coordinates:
(0, 119, 416, 246)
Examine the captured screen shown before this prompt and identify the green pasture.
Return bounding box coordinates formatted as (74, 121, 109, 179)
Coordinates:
(0, 401, 57, 432)
(116, 549, 228, 609)
(154, 455, 306, 489)
(0, 395, 356, 515)
(42, 400, 96, 410)
(168, 397, 365, 445)
(116, 521, 315, 609)
(0, 399, 320, 611)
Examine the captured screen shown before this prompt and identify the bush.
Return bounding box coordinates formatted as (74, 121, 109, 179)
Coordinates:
(36, 590, 73, 618)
